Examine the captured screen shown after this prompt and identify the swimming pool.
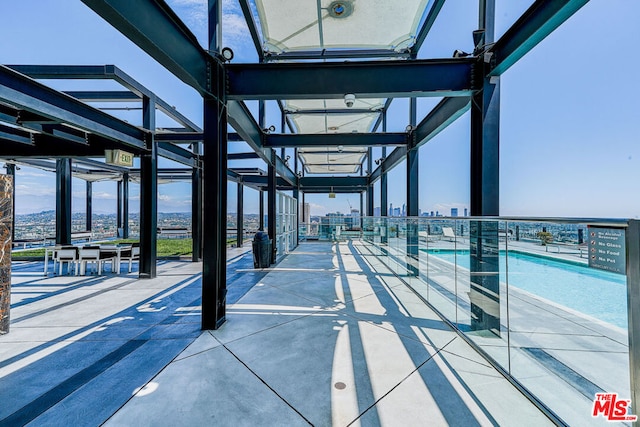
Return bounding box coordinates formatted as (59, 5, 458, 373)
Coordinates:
(422, 249, 628, 329)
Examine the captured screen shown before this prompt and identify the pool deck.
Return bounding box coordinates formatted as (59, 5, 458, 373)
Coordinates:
(1, 242, 559, 426)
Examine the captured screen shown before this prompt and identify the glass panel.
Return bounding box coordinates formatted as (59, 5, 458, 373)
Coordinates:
(291, 112, 380, 134)
(255, 0, 431, 53)
(505, 220, 630, 424)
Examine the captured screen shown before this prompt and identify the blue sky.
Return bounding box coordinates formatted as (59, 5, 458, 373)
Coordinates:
(1, 1, 639, 218)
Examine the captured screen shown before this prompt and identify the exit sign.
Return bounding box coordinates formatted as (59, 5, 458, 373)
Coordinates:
(105, 149, 134, 167)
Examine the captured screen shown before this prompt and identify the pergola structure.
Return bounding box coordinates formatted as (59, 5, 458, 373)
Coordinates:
(0, 0, 589, 334)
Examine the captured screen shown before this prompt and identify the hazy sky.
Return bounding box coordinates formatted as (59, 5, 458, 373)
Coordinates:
(1, 1, 639, 218)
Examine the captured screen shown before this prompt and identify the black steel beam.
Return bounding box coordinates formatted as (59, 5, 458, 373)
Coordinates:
(238, 0, 264, 61)
(0, 124, 33, 145)
(265, 132, 407, 148)
(64, 90, 140, 102)
(12, 64, 202, 132)
(228, 152, 259, 160)
(0, 65, 147, 149)
(157, 141, 197, 167)
(488, 0, 589, 76)
(155, 132, 203, 143)
(299, 176, 368, 189)
(80, 0, 210, 95)
(368, 146, 408, 183)
(227, 100, 297, 186)
(226, 59, 475, 100)
(411, 0, 446, 56)
(411, 97, 471, 149)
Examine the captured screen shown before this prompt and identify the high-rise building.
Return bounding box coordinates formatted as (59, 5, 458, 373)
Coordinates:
(301, 202, 311, 223)
(451, 208, 458, 217)
(402, 204, 406, 217)
(389, 203, 393, 216)
(464, 208, 468, 217)
(373, 207, 381, 217)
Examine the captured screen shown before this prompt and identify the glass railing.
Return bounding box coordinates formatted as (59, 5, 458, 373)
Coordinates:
(349, 216, 635, 425)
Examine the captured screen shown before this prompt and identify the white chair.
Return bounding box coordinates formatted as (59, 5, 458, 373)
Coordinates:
(119, 244, 140, 273)
(442, 227, 458, 242)
(78, 246, 101, 275)
(55, 246, 78, 275)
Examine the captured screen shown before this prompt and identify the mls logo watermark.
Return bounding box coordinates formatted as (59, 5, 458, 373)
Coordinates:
(592, 393, 637, 422)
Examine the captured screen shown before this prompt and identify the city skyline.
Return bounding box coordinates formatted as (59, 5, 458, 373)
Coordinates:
(2, 1, 639, 219)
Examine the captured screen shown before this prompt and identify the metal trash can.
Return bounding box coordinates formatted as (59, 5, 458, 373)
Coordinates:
(252, 231, 272, 268)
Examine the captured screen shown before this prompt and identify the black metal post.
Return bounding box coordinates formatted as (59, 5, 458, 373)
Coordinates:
(259, 190, 264, 230)
(140, 95, 158, 279)
(293, 147, 299, 247)
(5, 164, 16, 242)
(122, 172, 129, 239)
(116, 180, 123, 233)
(268, 152, 277, 264)
(366, 147, 374, 216)
(237, 182, 244, 248)
(56, 158, 72, 245)
(469, 0, 500, 335)
(407, 98, 419, 276)
(192, 142, 203, 261)
(202, 0, 227, 330)
(85, 181, 92, 232)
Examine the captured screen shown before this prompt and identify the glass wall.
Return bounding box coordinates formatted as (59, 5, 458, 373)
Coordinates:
(359, 216, 631, 425)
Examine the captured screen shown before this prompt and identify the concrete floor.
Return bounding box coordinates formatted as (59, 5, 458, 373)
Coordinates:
(1, 242, 555, 426)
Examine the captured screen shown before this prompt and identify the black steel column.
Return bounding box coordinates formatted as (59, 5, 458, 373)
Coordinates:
(380, 113, 388, 244)
(407, 98, 419, 276)
(192, 142, 203, 261)
(293, 148, 299, 247)
(366, 148, 374, 216)
(116, 180, 123, 233)
(55, 158, 72, 245)
(202, 0, 227, 330)
(259, 190, 264, 230)
(237, 182, 244, 247)
(85, 181, 92, 232)
(122, 172, 129, 239)
(470, 0, 500, 334)
(5, 164, 16, 241)
(267, 151, 277, 264)
(140, 95, 158, 279)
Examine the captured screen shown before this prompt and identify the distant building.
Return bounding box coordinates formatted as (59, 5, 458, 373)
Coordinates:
(373, 206, 381, 217)
(389, 203, 393, 217)
(430, 211, 435, 217)
(401, 204, 406, 217)
(451, 208, 458, 217)
(393, 207, 401, 216)
(301, 203, 311, 223)
(464, 208, 468, 217)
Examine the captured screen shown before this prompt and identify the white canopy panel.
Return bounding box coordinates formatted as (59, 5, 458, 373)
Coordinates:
(285, 98, 385, 113)
(290, 112, 379, 134)
(255, 0, 430, 53)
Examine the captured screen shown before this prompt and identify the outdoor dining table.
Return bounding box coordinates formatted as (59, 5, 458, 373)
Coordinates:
(43, 244, 131, 276)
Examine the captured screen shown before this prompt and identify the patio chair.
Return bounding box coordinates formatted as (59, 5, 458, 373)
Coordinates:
(54, 246, 78, 275)
(119, 244, 139, 273)
(78, 246, 102, 275)
(442, 227, 458, 242)
(99, 245, 119, 273)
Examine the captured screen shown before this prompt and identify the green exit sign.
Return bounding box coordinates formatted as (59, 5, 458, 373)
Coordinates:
(105, 149, 134, 167)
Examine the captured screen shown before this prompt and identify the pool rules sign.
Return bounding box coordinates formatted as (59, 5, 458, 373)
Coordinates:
(588, 227, 626, 275)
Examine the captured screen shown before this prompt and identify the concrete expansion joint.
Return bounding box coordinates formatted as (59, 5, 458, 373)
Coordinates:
(220, 341, 314, 426)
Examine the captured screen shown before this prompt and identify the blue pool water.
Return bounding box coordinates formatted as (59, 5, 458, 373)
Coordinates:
(423, 250, 628, 329)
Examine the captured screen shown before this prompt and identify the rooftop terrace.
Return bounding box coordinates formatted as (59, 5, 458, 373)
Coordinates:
(2, 241, 558, 426)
